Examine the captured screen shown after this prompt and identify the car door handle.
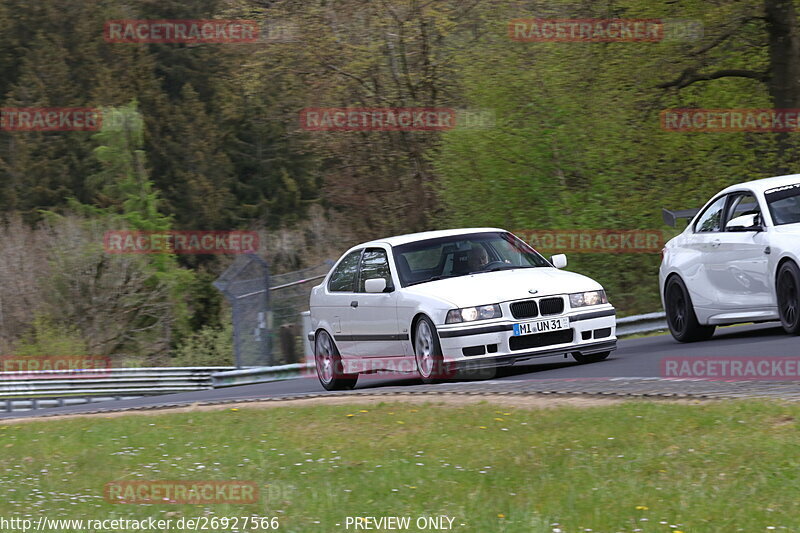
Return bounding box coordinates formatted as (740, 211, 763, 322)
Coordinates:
(711, 239, 721, 248)
(350, 301, 359, 308)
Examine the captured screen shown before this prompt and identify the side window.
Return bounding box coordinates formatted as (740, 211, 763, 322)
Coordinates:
(725, 192, 761, 228)
(328, 250, 362, 292)
(358, 248, 393, 292)
(694, 195, 728, 233)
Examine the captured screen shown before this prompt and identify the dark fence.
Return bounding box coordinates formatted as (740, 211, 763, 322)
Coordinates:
(215, 257, 332, 368)
(213, 254, 271, 367)
(269, 261, 333, 365)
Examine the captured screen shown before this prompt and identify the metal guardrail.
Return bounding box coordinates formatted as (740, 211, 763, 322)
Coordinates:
(0, 367, 235, 413)
(0, 313, 670, 413)
(616, 312, 668, 337)
(212, 363, 315, 388)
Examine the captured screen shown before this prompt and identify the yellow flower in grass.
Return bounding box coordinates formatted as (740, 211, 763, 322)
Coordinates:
(359, 410, 369, 413)
(497, 514, 505, 519)
(635, 505, 648, 511)
(346, 414, 355, 417)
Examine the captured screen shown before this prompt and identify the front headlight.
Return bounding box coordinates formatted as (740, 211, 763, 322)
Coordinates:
(569, 290, 608, 308)
(445, 304, 502, 324)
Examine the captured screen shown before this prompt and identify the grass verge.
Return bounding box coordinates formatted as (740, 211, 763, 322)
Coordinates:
(1, 398, 799, 532)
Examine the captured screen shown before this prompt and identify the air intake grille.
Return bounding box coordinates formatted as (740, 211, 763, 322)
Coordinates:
(510, 300, 539, 319)
(539, 297, 564, 315)
(593, 327, 612, 339)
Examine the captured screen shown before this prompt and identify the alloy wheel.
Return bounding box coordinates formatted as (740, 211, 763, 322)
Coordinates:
(316, 333, 335, 384)
(415, 320, 435, 378)
(667, 283, 687, 334)
(779, 269, 799, 328)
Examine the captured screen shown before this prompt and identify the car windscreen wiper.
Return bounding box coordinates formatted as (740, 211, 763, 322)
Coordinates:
(469, 265, 537, 274)
(407, 275, 455, 286)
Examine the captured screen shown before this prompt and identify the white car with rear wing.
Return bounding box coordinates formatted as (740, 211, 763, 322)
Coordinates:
(660, 174, 800, 341)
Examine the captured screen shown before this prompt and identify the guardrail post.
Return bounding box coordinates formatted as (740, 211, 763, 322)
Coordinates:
(302, 311, 313, 361)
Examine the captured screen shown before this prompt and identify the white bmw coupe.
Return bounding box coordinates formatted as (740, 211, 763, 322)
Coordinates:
(309, 228, 617, 390)
(660, 174, 800, 342)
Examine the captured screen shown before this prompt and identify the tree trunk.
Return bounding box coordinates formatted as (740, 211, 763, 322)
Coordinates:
(764, 0, 800, 166)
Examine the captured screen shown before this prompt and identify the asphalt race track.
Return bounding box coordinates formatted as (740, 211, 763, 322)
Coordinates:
(2, 323, 798, 420)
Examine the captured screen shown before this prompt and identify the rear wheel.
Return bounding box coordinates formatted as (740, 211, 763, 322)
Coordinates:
(414, 316, 446, 384)
(314, 330, 357, 391)
(572, 351, 610, 364)
(777, 261, 800, 335)
(665, 276, 716, 342)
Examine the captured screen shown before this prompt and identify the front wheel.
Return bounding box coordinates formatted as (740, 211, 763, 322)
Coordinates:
(664, 276, 716, 342)
(314, 330, 357, 391)
(777, 261, 800, 335)
(414, 316, 446, 384)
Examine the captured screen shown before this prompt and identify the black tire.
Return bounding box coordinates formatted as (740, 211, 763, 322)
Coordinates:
(314, 330, 357, 391)
(777, 261, 800, 335)
(572, 351, 611, 364)
(664, 276, 716, 342)
(413, 316, 447, 384)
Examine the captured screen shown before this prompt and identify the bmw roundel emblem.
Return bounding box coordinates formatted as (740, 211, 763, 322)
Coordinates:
(528, 289, 538, 295)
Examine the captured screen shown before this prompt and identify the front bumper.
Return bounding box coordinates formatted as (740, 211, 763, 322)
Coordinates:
(436, 307, 616, 365)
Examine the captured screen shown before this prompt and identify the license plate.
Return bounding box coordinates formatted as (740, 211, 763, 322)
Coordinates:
(513, 317, 570, 336)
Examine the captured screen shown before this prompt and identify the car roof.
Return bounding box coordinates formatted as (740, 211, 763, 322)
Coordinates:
(720, 174, 800, 195)
(357, 227, 506, 248)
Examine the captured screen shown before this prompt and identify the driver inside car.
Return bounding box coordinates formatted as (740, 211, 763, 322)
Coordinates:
(467, 244, 489, 271)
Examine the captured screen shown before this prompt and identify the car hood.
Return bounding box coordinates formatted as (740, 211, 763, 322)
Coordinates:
(402, 268, 604, 308)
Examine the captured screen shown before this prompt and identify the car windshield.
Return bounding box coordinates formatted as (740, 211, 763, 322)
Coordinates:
(392, 232, 551, 287)
(765, 183, 800, 226)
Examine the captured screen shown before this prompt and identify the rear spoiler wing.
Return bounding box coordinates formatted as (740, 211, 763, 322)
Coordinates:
(662, 207, 701, 228)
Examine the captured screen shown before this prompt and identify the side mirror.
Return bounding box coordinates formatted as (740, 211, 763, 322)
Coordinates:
(364, 278, 388, 293)
(726, 213, 763, 232)
(551, 254, 567, 269)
